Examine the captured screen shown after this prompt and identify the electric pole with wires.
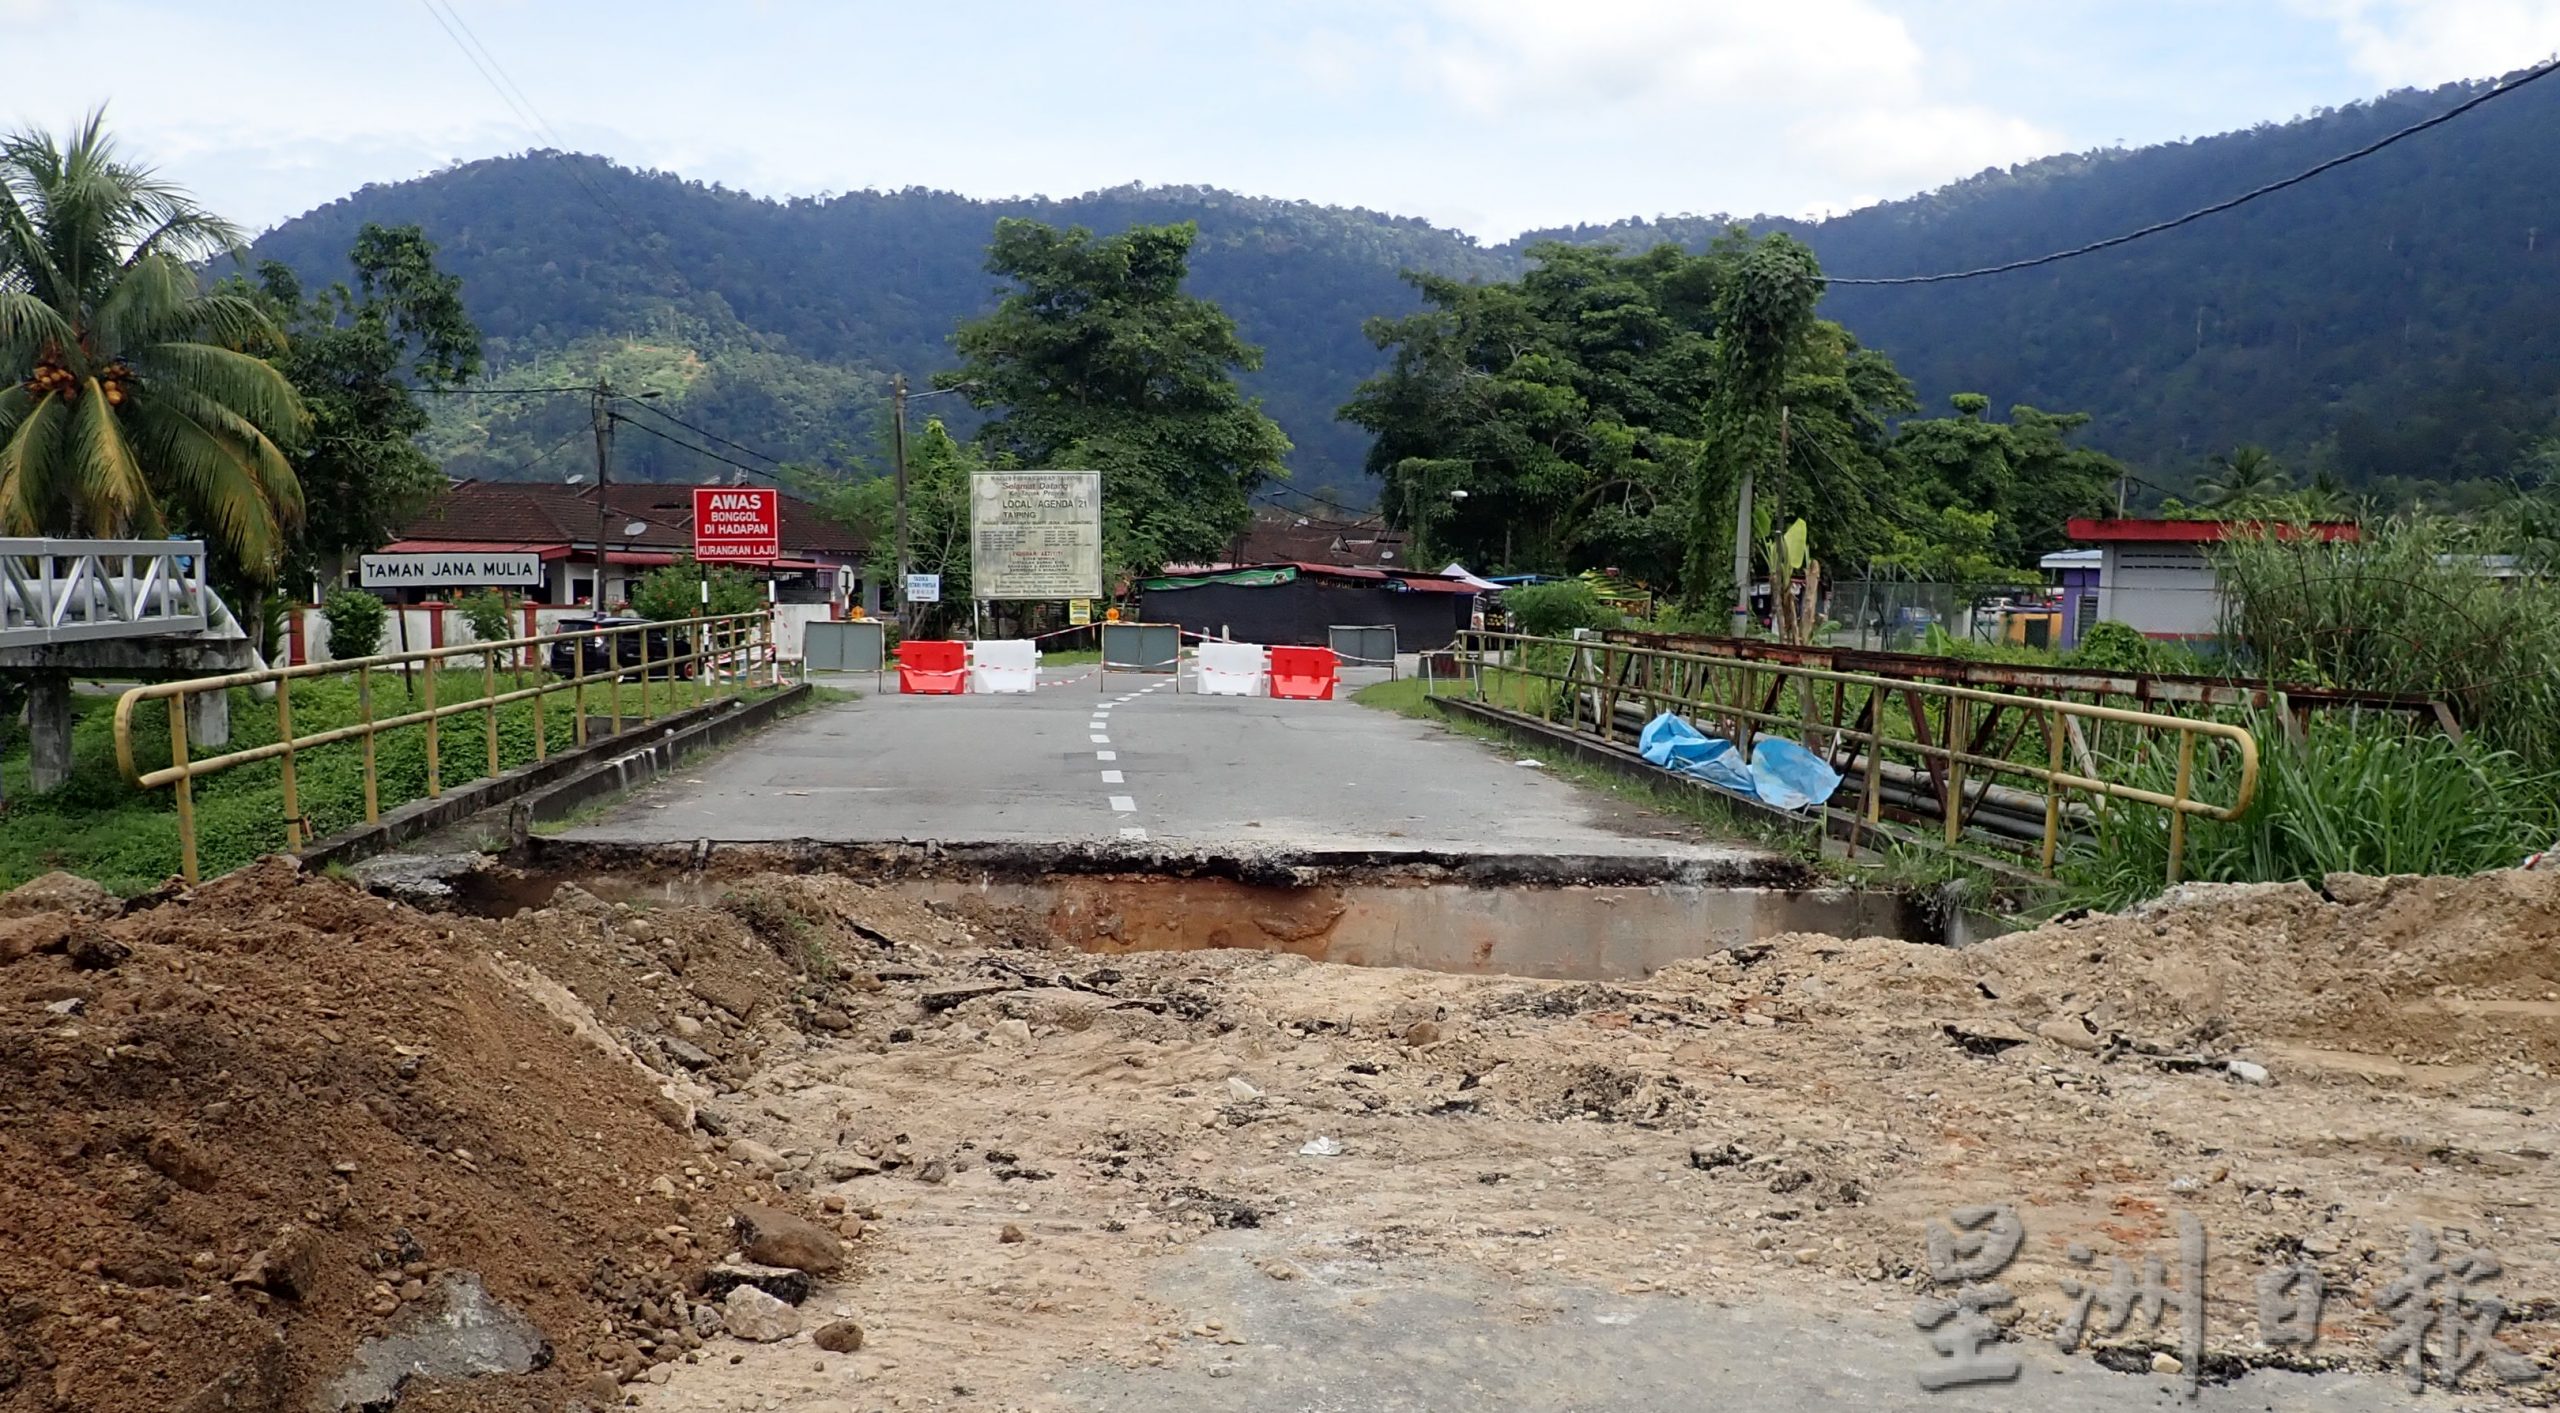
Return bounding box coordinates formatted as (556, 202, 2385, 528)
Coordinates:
(590, 378, 614, 609)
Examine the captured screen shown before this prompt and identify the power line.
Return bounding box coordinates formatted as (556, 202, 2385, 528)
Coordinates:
(412, 0, 694, 292)
(405, 384, 595, 396)
(1257, 482, 1379, 520)
(619, 398, 792, 467)
(1833, 57, 2560, 286)
(473, 423, 593, 480)
(611, 415, 783, 483)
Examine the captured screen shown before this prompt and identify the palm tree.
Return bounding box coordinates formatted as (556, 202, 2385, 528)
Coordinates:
(0, 111, 305, 575)
(2196, 445, 2289, 512)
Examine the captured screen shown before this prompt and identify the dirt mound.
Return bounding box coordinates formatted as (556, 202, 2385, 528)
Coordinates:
(1745, 867, 2560, 1068)
(0, 859, 823, 1413)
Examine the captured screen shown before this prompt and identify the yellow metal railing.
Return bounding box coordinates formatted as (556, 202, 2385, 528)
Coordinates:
(116, 611, 782, 883)
(1435, 631, 2259, 882)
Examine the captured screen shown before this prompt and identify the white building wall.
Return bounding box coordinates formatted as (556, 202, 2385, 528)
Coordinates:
(2094, 544, 2222, 639)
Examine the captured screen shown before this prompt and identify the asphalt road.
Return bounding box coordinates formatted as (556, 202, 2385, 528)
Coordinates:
(563, 673, 1766, 862)
(1059, 1239, 2410, 1413)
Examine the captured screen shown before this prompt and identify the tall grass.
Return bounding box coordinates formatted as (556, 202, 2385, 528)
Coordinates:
(2061, 703, 2557, 911)
(2217, 519, 2560, 768)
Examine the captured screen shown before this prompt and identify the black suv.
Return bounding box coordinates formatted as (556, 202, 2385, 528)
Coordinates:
(546, 616, 695, 679)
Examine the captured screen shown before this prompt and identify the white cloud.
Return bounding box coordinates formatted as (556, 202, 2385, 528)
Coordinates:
(1408, 0, 1926, 115)
(2299, 0, 2560, 88)
(1787, 103, 2066, 196)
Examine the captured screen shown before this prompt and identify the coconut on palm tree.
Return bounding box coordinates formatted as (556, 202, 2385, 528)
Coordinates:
(0, 111, 306, 574)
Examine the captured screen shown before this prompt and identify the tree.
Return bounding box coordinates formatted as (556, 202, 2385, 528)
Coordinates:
(246, 224, 481, 589)
(0, 112, 305, 572)
(1891, 396, 2122, 567)
(946, 219, 1289, 576)
(1685, 233, 1825, 609)
(2197, 445, 2290, 512)
(0, 113, 306, 794)
(794, 416, 982, 635)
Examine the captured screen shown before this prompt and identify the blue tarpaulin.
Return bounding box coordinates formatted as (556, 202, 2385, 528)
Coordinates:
(1749, 737, 1845, 812)
(1637, 712, 1756, 795)
(1638, 711, 1843, 812)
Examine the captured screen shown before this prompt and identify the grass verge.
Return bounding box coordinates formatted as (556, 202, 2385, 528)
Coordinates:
(1, 671, 796, 894)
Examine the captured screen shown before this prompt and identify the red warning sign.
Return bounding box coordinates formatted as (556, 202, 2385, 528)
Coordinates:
(693, 487, 779, 562)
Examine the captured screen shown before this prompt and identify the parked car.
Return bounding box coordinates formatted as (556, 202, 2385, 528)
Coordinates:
(546, 616, 695, 679)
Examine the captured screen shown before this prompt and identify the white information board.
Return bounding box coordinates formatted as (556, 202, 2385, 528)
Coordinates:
(359, 552, 544, 587)
(970, 471, 1102, 600)
(903, 572, 942, 603)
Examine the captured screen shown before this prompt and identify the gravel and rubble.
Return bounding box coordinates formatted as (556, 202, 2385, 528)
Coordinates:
(6, 857, 2558, 1410)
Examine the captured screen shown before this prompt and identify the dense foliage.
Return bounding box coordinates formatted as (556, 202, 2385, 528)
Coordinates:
(244, 224, 482, 587)
(1344, 237, 2120, 598)
(948, 220, 1288, 576)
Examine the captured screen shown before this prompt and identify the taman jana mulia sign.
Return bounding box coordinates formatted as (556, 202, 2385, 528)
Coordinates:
(358, 552, 545, 588)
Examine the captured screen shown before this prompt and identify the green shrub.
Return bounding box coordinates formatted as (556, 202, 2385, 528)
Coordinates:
(320, 590, 387, 662)
(631, 560, 765, 623)
(2063, 620, 2163, 674)
(1502, 581, 1621, 638)
(452, 589, 517, 650)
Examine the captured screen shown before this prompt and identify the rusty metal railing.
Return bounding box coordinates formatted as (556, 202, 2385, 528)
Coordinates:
(1435, 631, 2259, 883)
(115, 611, 781, 883)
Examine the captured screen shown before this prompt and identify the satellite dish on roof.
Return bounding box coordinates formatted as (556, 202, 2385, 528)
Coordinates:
(564, 473, 587, 485)
(622, 520, 649, 537)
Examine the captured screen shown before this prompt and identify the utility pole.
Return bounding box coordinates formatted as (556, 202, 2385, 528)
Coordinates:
(1731, 405, 1786, 639)
(591, 378, 614, 611)
(892, 373, 911, 630)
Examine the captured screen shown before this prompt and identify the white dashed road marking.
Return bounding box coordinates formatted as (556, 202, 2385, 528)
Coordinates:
(1096, 750, 1116, 761)
(1108, 795, 1137, 812)
(1119, 827, 1148, 839)
(1101, 770, 1124, 784)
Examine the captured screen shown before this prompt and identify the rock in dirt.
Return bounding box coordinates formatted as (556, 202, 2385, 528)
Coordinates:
(813, 1319, 864, 1353)
(142, 1128, 220, 1193)
(347, 852, 489, 907)
(732, 1204, 845, 1273)
(2226, 1058, 2272, 1086)
(0, 870, 118, 918)
(728, 1138, 786, 1171)
(699, 1260, 813, 1307)
(319, 1272, 545, 1410)
(2034, 1018, 2103, 1053)
(690, 976, 761, 1021)
(66, 933, 131, 971)
(662, 1037, 715, 1071)
(721, 1285, 800, 1342)
(230, 1224, 319, 1300)
(999, 1223, 1026, 1244)
(989, 1018, 1033, 1047)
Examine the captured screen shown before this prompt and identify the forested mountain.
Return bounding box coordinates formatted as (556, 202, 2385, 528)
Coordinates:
(247, 67, 2560, 500)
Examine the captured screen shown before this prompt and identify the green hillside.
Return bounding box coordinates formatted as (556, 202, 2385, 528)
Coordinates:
(246, 67, 2560, 501)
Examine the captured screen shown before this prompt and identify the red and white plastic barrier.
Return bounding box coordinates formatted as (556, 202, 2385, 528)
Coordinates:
(969, 638, 1041, 694)
(897, 639, 968, 694)
(1268, 646, 1339, 700)
(1191, 640, 1268, 696)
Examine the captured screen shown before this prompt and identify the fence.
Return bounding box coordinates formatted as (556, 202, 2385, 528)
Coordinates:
(115, 611, 778, 883)
(1434, 631, 2259, 883)
(1, 538, 211, 647)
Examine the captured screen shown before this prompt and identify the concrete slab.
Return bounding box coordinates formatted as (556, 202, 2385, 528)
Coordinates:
(562, 685, 1766, 863)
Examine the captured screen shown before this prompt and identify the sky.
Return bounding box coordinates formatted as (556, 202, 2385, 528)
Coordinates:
(5, 0, 2559, 242)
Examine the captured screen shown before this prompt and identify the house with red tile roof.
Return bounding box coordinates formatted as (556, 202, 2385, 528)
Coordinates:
(354, 479, 873, 611)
